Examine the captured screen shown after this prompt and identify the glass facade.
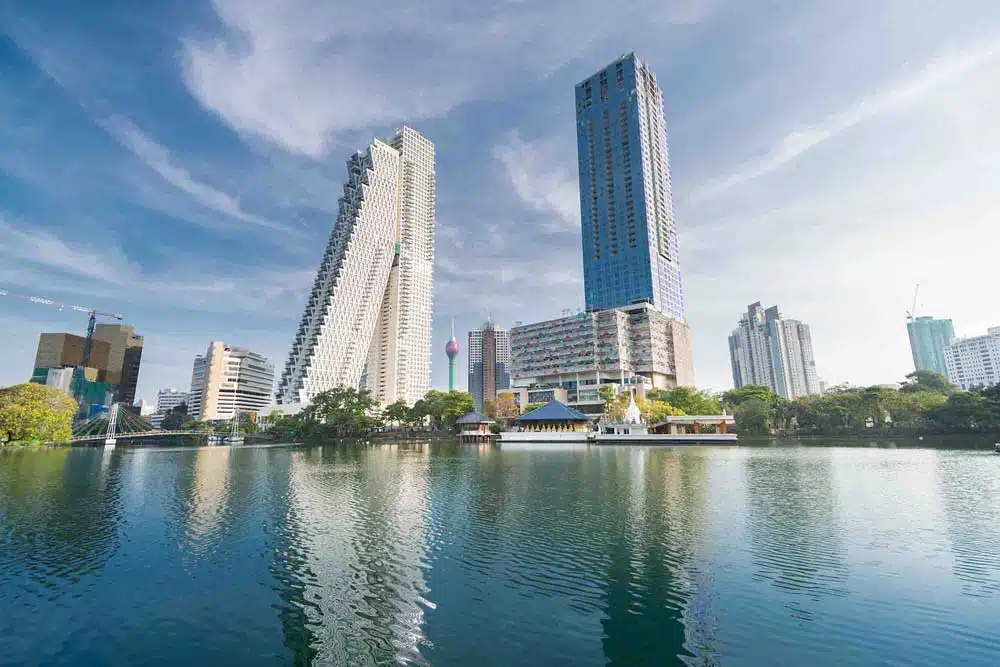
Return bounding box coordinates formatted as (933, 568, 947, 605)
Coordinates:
(907, 316, 955, 376)
(575, 53, 685, 320)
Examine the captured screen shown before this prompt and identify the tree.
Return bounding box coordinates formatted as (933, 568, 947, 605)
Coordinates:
(384, 400, 410, 426)
(494, 393, 519, 420)
(160, 402, 189, 431)
(636, 396, 683, 424)
(0, 383, 77, 444)
(482, 399, 498, 419)
(649, 387, 721, 415)
(523, 402, 546, 414)
(900, 371, 954, 395)
(301, 386, 381, 438)
(440, 392, 475, 430)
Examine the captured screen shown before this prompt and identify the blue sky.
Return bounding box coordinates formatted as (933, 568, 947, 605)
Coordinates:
(2, 0, 999, 404)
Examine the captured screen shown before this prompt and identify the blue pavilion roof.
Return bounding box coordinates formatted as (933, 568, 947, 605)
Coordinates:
(516, 401, 590, 422)
(457, 411, 494, 424)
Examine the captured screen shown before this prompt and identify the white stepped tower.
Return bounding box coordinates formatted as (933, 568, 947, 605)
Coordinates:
(277, 127, 435, 407)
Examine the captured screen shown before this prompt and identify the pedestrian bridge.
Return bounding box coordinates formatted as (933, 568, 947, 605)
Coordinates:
(70, 404, 242, 445)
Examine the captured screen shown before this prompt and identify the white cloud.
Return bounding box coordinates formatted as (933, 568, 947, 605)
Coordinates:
(180, 0, 719, 156)
(492, 130, 581, 231)
(689, 37, 1000, 202)
(101, 116, 295, 234)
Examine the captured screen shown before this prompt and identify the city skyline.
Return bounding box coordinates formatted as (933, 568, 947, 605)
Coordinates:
(2, 2, 999, 402)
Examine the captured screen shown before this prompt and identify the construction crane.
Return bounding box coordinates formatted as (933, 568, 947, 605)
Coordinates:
(905, 283, 920, 322)
(0, 288, 123, 369)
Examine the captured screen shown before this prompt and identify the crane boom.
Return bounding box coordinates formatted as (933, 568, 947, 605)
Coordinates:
(0, 289, 122, 320)
(905, 283, 920, 321)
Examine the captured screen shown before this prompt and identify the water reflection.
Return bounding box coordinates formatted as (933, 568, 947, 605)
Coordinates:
(935, 451, 1000, 597)
(743, 450, 848, 614)
(283, 443, 431, 666)
(0, 448, 123, 594)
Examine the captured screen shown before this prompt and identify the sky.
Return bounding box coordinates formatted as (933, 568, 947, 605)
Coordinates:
(1, 0, 999, 404)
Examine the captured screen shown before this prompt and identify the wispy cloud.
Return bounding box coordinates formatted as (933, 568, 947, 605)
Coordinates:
(181, 0, 719, 156)
(493, 130, 580, 231)
(689, 37, 1000, 202)
(101, 116, 296, 234)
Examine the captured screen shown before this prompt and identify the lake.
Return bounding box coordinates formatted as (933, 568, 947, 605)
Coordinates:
(1, 441, 998, 666)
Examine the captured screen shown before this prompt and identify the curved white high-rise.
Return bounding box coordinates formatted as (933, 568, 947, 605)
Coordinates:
(277, 127, 435, 407)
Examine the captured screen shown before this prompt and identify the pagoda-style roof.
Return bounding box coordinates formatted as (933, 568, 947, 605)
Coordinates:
(457, 411, 494, 425)
(516, 401, 590, 422)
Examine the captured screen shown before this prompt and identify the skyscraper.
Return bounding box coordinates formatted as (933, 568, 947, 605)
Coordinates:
(189, 341, 274, 421)
(907, 316, 955, 376)
(468, 316, 510, 412)
(445, 319, 459, 393)
(575, 53, 684, 320)
(277, 127, 435, 407)
(92, 323, 144, 405)
(728, 303, 820, 400)
(944, 327, 1000, 390)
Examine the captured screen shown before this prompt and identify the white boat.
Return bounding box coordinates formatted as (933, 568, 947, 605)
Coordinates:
(223, 436, 244, 446)
(206, 434, 224, 445)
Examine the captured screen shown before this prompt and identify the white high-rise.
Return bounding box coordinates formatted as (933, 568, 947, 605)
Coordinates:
(728, 302, 820, 400)
(944, 327, 1000, 390)
(277, 127, 435, 407)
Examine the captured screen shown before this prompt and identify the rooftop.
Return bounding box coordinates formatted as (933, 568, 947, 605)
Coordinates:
(516, 401, 590, 422)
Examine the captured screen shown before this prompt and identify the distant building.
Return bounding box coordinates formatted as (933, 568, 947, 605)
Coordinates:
(468, 316, 510, 412)
(93, 324, 144, 406)
(576, 52, 685, 321)
(189, 342, 275, 421)
(276, 127, 435, 408)
(35, 367, 75, 395)
(728, 302, 820, 400)
(498, 386, 569, 412)
(907, 316, 955, 376)
(149, 388, 190, 428)
(944, 327, 1000, 391)
(33, 333, 111, 377)
(510, 303, 694, 415)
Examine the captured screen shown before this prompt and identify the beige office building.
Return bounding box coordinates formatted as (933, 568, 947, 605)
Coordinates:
(92, 324, 144, 405)
(189, 341, 275, 421)
(34, 333, 111, 375)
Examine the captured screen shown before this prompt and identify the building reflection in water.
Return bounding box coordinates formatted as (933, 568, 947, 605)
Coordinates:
(743, 449, 848, 616)
(181, 446, 234, 553)
(0, 448, 124, 596)
(281, 442, 432, 666)
(935, 451, 1000, 597)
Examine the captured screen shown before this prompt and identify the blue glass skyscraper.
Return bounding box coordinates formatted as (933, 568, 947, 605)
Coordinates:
(575, 53, 685, 320)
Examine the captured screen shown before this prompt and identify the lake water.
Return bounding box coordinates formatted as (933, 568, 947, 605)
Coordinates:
(1, 441, 998, 666)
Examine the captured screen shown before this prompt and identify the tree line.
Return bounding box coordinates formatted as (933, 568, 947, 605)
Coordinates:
(263, 388, 475, 440)
(723, 371, 1000, 436)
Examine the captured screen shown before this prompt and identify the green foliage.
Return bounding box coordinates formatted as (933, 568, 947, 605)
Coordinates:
(301, 386, 382, 438)
(160, 403, 188, 431)
(0, 383, 78, 444)
(724, 377, 1000, 436)
(648, 387, 721, 415)
(900, 371, 954, 395)
(384, 400, 410, 425)
(523, 402, 546, 414)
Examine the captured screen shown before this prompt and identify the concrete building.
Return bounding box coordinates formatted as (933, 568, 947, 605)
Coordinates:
(497, 386, 569, 413)
(944, 327, 1000, 391)
(575, 53, 684, 321)
(149, 388, 190, 428)
(728, 302, 820, 399)
(510, 303, 694, 414)
(907, 316, 955, 376)
(468, 316, 511, 412)
(277, 127, 435, 408)
(189, 342, 275, 421)
(92, 324, 144, 405)
(33, 333, 111, 377)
